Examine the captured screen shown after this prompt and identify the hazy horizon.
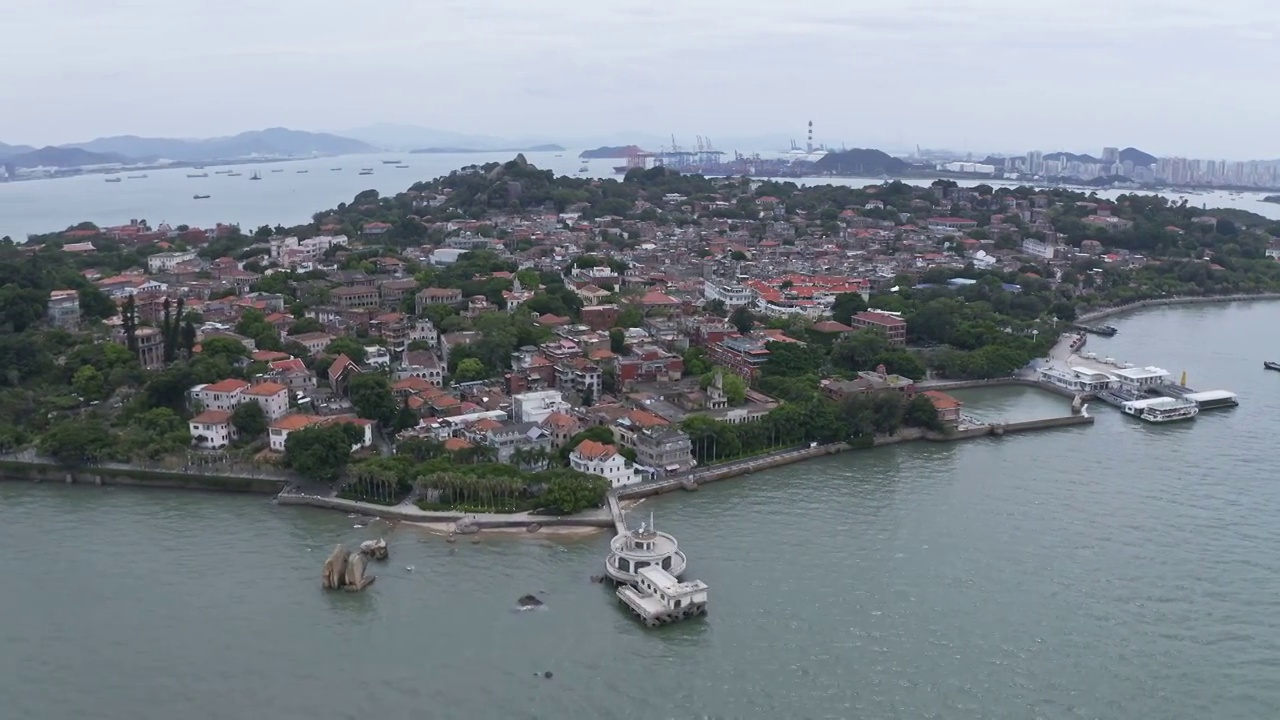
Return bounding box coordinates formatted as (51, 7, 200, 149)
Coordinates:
(5, 0, 1277, 159)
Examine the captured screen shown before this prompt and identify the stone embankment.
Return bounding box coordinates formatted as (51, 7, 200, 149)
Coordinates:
(274, 490, 614, 529)
(1076, 293, 1280, 324)
(0, 457, 288, 494)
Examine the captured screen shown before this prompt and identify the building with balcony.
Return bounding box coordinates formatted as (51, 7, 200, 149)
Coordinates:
(189, 410, 237, 449)
(330, 285, 380, 310)
(632, 426, 696, 476)
(190, 379, 251, 413)
(850, 311, 907, 346)
(570, 439, 643, 489)
(46, 289, 82, 329)
(706, 336, 770, 380)
(244, 382, 290, 421)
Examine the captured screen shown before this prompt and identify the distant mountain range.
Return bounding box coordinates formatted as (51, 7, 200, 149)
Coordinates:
(984, 147, 1158, 169)
(0, 127, 377, 169)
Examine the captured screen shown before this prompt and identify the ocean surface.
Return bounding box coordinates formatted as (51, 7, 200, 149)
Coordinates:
(2, 149, 1279, 239)
(3, 301, 1280, 719)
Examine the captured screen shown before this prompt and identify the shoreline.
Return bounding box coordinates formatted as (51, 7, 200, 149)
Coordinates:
(1, 396, 1093, 533)
(1076, 293, 1280, 324)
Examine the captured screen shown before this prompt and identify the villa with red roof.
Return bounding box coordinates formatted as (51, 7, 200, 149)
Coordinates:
(569, 439, 643, 488)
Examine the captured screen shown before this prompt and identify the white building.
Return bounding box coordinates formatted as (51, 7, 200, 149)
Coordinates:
(288, 332, 334, 357)
(1112, 366, 1171, 393)
(268, 414, 374, 453)
(189, 410, 237, 449)
(243, 382, 290, 421)
(270, 234, 348, 267)
(1021, 238, 1060, 260)
(408, 318, 438, 347)
(570, 440, 643, 489)
(702, 279, 755, 309)
(189, 379, 250, 413)
(147, 250, 198, 274)
(364, 346, 391, 368)
(512, 390, 570, 424)
(1039, 366, 1115, 394)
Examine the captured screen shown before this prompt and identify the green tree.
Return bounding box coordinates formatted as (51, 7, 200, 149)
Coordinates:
(77, 285, 117, 322)
(830, 292, 868, 325)
(348, 373, 397, 425)
(730, 306, 755, 334)
(682, 347, 713, 376)
(231, 401, 267, 439)
(453, 357, 487, 383)
(541, 472, 610, 513)
(324, 337, 367, 363)
(284, 423, 363, 482)
(701, 369, 746, 405)
(72, 365, 105, 402)
(39, 417, 116, 466)
(609, 327, 626, 354)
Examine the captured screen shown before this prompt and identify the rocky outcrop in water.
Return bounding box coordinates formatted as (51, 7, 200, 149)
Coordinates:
(343, 552, 375, 591)
(321, 543, 375, 591)
(322, 544, 348, 589)
(360, 538, 389, 561)
(517, 594, 544, 608)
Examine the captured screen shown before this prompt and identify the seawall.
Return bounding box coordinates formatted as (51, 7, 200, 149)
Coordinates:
(1077, 293, 1280, 324)
(919, 377, 1080, 399)
(0, 459, 287, 494)
(927, 414, 1094, 441)
(275, 492, 615, 529)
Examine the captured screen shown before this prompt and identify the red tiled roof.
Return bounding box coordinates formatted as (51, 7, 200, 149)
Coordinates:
(191, 410, 232, 424)
(573, 439, 617, 460)
(203, 379, 250, 394)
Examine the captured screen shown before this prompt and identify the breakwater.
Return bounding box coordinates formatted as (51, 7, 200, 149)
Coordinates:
(1077, 293, 1280, 323)
(0, 458, 287, 494)
(275, 490, 615, 529)
(920, 377, 1080, 399)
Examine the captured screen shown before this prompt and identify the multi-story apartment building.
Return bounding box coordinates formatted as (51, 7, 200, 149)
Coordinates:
(707, 336, 771, 380)
(632, 426, 696, 476)
(147, 250, 198, 274)
(330, 285, 380, 310)
(46, 289, 82, 329)
(850, 311, 907, 346)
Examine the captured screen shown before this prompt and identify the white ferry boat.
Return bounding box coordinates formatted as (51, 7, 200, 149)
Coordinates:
(1121, 396, 1199, 423)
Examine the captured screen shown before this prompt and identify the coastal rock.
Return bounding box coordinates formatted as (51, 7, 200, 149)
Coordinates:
(682, 480, 698, 492)
(517, 594, 544, 608)
(456, 521, 480, 535)
(526, 523, 541, 533)
(543, 671, 553, 679)
(360, 538, 389, 561)
(343, 552, 375, 592)
(322, 544, 348, 589)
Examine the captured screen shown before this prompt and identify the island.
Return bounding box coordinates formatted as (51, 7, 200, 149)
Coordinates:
(1264, 195, 1280, 204)
(3, 158, 1279, 524)
(579, 145, 645, 159)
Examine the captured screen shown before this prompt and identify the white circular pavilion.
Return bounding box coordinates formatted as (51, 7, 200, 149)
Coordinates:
(604, 515, 687, 585)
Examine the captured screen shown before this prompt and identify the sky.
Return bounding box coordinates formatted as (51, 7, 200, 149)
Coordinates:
(3, 0, 1279, 159)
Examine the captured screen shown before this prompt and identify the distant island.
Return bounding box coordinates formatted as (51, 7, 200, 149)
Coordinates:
(412, 144, 565, 154)
(0, 127, 376, 170)
(1264, 195, 1280, 204)
(580, 145, 644, 159)
(812, 148, 908, 176)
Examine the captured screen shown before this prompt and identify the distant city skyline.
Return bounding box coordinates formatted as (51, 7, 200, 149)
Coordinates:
(4, 0, 1277, 158)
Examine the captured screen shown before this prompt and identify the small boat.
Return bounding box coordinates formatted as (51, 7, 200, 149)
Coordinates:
(330, 167, 342, 171)
(187, 172, 208, 178)
(395, 164, 409, 169)
(270, 168, 284, 173)
(104, 177, 123, 183)
(1265, 361, 1280, 371)
(382, 159, 401, 164)
(215, 170, 233, 175)
(250, 171, 261, 180)
(1122, 397, 1199, 423)
(127, 174, 148, 179)
(227, 172, 243, 177)
(193, 194, 211, 199)
(296, 169, 309, 174)
(579, 164, 589, 172)
(358, 170, 373, 175)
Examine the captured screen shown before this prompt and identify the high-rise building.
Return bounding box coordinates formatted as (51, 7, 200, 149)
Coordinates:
(1025, 151, 1044, 175)
(1102, 147, 1119, 164)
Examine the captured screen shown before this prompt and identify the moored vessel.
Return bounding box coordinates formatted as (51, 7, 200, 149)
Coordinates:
(1265, 360, 1280, 371)
(1121, 396, 1198, 423)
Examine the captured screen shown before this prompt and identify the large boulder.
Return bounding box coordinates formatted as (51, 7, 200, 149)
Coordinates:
(360, 538, 389, 561)
(517, 594, 544, 608)
(343, 552, 375, 592)
(322, 544, 348, 589)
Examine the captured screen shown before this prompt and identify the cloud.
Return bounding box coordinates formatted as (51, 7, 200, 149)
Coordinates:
(0, 0, 1277, 158)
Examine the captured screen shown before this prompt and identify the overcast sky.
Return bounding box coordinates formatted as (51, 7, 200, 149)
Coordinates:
(3, 0, 1277, 158)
